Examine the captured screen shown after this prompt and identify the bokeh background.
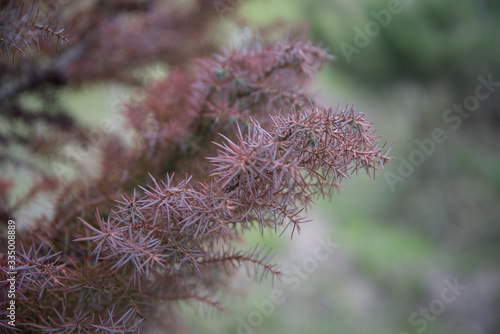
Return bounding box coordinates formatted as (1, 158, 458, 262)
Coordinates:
(179, 0, 500, 333)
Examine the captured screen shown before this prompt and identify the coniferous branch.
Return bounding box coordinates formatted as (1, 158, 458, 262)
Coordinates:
(65, 104, 391, 331)
(1, 97, 391, 332)
(20, 40, 332, 240)
(0, 1, 394, 331)
(209, 105, 392, 235)
(200, 244, 282, 283)
(124, 40, 333, 181)
(0, 0, 70, 61)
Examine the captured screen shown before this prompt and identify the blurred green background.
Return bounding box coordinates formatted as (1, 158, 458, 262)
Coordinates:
(178, 0, 500, 333)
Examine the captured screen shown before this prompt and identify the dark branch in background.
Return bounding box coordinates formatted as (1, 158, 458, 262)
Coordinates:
(0, 44, 83, 102)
